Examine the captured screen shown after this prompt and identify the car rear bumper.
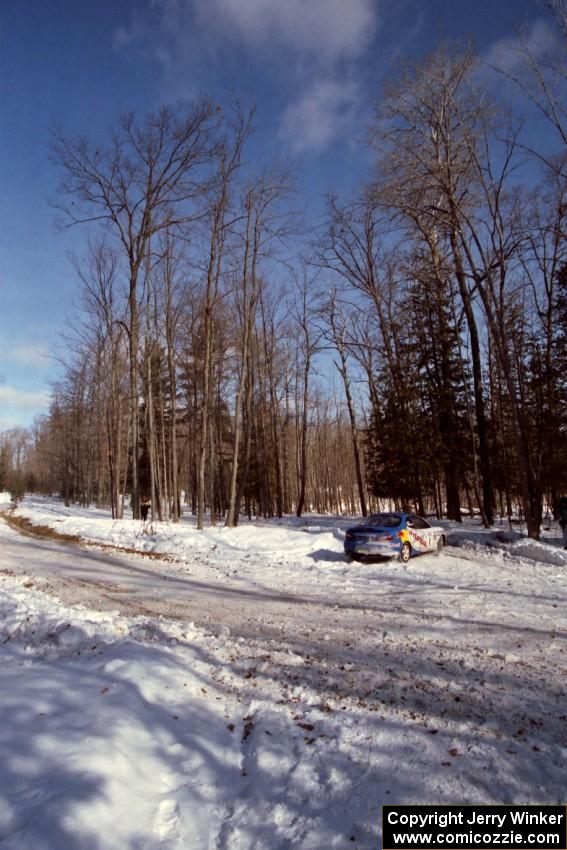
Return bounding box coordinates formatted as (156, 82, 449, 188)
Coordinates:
(344, 539, 401, 557)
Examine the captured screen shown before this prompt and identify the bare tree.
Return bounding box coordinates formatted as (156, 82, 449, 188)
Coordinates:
(196, 110, 252, 529)
(52, 102, 220, 517)
(323, 292, 368, 516)
(226, 168, 292, 527)
(73, 241, 128, 518)
(290, 270, 323, 518)
(368, 47, 501, 526)
(496, 2, 567, 177)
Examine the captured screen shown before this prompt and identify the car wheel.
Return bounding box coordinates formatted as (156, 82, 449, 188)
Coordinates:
(435, 536, 445, 555)
(399, 542, 411, 563)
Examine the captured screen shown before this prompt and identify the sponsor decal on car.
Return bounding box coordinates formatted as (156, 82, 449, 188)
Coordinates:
(408, 530, 428, 549)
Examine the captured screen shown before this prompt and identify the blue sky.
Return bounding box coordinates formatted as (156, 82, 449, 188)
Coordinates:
(0, 0, 554, 428)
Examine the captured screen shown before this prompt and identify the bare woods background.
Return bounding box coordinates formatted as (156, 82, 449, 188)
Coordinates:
(2, 17, 567, 539)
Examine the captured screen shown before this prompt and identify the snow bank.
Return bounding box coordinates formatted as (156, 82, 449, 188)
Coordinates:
(0, 573, 244, 850)
(1, 561, 566, 850)
(0, 571, 397, 849)
(449, 525, 567, 567)
(1, 498, 566, 848)
(13, 495, 351, 578)
(14, 497, 567, 595)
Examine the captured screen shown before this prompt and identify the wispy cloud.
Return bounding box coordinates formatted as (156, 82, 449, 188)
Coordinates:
(484, 19, 559, 74)
(8, 345, 50, 369)
(194, 0, 377, 61)
(0, 415, 28, 430)
(114, 0, 381, 156)
(0, 416, 19, 430)
(0, 386, 51, 411)
(280, 78, 360, 155)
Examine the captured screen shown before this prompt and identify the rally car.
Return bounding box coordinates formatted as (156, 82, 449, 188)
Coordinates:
(344, 512, 446, 563)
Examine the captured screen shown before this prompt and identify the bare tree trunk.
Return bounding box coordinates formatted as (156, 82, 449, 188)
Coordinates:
(326, 297, 368, 516)
(226, 167, 288, 525)
(166, 293, 180, 522)
(296, 349, 310, 518)
(227, 198, 255, 527)
(197, 119, 250, 528)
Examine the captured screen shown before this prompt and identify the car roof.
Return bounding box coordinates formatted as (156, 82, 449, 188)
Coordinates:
(361, 512, 405, 524)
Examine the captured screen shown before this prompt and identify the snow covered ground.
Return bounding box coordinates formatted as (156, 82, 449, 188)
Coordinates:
(0, 495, 566, 849)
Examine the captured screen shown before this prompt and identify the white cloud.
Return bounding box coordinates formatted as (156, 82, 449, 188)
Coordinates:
(484, 19, 559, 74)
(9, 345, 49, 369)
(279, 78, 360, 154)
(115, 0, 380, 155)
(0, 415, 26, 430)
(194, 0, 377, 60)
(0, 386, 51, 411)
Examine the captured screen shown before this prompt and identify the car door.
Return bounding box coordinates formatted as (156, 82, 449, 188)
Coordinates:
(421, 517, 439, 550)
(420, 517, 443, 550)
(407, 515, 431, 552)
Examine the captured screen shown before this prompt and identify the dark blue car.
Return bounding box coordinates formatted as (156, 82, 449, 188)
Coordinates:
(344, 512, 445, 563)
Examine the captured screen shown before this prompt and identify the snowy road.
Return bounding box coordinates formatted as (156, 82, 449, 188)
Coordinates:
(1, 503, 567, 849)
(2, 511, 566, 726)
(2, 511, 566, 748)
(0, 515, 311, 636)
(1, 512, 565, 656)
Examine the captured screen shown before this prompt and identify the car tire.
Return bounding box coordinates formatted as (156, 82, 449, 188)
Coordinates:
(399, 542, 411, 563)
(435, 537, 445, 555)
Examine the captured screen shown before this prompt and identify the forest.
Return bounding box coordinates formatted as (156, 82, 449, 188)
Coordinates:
(2, 14, 567, 540)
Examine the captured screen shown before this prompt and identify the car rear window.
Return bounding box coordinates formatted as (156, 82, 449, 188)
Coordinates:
(363, 513, 402, 528)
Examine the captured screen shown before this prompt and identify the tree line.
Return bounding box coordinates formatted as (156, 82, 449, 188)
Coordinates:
(3, 8, 567, 538)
